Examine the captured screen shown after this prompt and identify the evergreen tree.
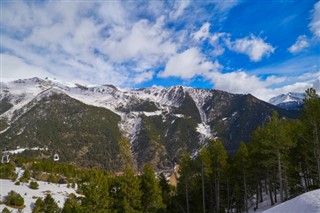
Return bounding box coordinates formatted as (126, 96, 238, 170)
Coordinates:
(301, 88, 320, 186)
(42, 194, 60, 213)
(1, 207, 11, 213)
(62, 193, 80, 213)
(177, 153, 193, 213)
(112, 167, 142, 212)
(233, 142, 249, 213)
(140, 164, 164, 212)
(208, 139, 228, 213)
(80, 169, 111, 211)
(158, 173, 172, 210)
(198, 147, 212, 213)
(32, 198, 43, 213)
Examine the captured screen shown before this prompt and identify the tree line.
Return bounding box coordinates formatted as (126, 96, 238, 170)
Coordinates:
(175, 88, 320, 213)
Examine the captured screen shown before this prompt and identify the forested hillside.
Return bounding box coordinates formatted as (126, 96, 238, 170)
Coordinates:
(0, 88, 318, 213)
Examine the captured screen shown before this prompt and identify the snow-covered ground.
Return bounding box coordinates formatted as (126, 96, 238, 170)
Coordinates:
(263, 189, 320, 213)
(0, 168, 80, 212)
(248, 189, 320, 213)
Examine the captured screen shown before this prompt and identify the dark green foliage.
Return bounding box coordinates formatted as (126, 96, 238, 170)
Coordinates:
(0, 93, 127, 170)
(173, 93, 201, 123)
(112, 167, 142, 212)
(140, 164, 164, 212)
(80, 169, 111, 211)
(0, 98, 13, 114)
(0, 118, 9, 132)
(29, 181, 39, 189)
(20, 169, 31, 183)
(1, 207, 11, 213)
(62, 193, 81, 213)
(15, 181, 20, 186)
(32, 198, 43, 213)
(41, 194, 60, 213)
(0, 162, 17, 180)
(300, 88, 320, 186)
(5, 190, 24, 207)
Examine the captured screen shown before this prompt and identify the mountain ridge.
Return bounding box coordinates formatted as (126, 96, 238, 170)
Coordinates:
(0, 77, 299, 170)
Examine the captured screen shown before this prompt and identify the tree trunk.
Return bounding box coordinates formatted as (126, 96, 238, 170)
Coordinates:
(268, 180, 274, 206)
(313, 122, 320, 186)
(283, 170, 289, 201)
(227, 178, 230, 212)
(259, 181, 263, 202)
(215, 172, 220, 213)
(185, 177, 190, 213)
(255, 183, 259, 210)
(273, 181, 277, 203)
(209, 182, 214, 213)
(277, 149, 283, 202)
(202, 163, 206, 213)
(243, 166, 248, 213)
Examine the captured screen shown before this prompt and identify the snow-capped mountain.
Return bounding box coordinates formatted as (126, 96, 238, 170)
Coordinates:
(269, 92, 304, 110)
(0, 77, 298, 170)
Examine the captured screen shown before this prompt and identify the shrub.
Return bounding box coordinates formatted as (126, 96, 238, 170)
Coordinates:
(15, 181, 20, 185)
(30, 181, 39, 190)
(1, 207, 11, 213)
(5, 190, 24, 207)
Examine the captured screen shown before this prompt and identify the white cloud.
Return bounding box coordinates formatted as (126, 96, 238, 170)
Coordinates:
(288, 35, 309, 53)
(1, 1, 181, 86)
(214, 0, 240, 12)
(159, 48, 221, 79)
(1, 54, 54, 81)
(210, 32, 229, 56)
(101, 18, 176, 65)
(193, 22, 211, 41)
(170, 0, 191, 19)
(205, 70, 318, 101)
(310, 1, 320, 38)
(226, 35, 275, 62)
(132, 71, 154, 84)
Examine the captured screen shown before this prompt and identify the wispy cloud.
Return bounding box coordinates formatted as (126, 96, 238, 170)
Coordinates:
(288, 35, 309, 54)
(310, 1, 320, 38)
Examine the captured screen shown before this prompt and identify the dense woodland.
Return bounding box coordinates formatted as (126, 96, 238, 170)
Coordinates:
(0, 88, 319, 213)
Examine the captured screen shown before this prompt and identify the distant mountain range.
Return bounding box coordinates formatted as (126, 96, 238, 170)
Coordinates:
(0, 77, 299, 171)
(269, 92, 305, 110)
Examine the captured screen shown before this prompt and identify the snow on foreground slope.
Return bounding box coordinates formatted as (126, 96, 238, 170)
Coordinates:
(263, 189, 320, 213)
(0, 169, 79, 212)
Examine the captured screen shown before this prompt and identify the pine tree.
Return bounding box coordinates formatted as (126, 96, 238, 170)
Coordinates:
(198, 147, 211, 213)
(301, 88, 320, 186)
(158, 173, 171, 208)
(62, 193, 80, 213)
(32, 198, 43, 213)
(233, 142, 249, 213)
(114, 166, 142, 212)
(208, 139, 228, 213)
(178, 152, 193, 213)
(140, 164, 165, 212)
(80, 169, 111, 211)
(42, 194, 60, 213)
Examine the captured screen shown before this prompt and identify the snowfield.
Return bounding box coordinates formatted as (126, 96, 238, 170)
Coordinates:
(263, 189, 320, 213)
(0, 168, 80, 212)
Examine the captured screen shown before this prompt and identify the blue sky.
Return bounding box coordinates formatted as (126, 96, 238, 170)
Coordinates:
(1, 0, 319, 101)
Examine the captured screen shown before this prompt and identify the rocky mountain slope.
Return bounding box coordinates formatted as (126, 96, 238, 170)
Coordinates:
(0, 77, 298, 170)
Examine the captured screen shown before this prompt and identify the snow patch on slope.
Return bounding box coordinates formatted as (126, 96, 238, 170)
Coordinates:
(196, 123, 211, 139)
